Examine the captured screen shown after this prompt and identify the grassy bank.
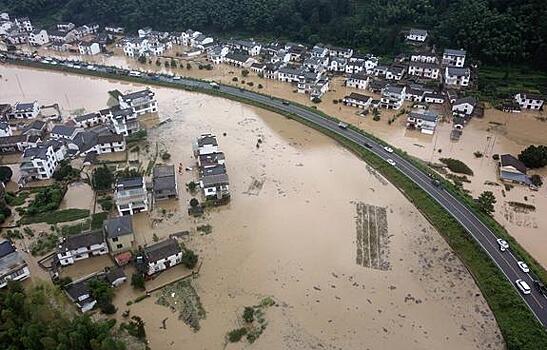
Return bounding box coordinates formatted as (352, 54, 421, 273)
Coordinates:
(6, 59, 546, 345)
(20, 208, 90, 225)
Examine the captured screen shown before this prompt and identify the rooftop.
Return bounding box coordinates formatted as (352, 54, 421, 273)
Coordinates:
(143, 238, 181, 262)
(59, 230, 105, 252)
(104, 216, 133, 239)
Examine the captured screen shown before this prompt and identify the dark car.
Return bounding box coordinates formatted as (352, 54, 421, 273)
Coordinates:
(364, 143, 372, 149)
(282, 101, 290, 105)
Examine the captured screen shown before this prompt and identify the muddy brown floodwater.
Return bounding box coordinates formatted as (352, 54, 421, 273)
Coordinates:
(0, 65, 503, 349)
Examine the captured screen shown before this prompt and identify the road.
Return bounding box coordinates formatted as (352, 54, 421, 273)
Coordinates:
(3, 55, 546, 326)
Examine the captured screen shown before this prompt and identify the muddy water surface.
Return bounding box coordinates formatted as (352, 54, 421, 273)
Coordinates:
(0, 65, 503, 349)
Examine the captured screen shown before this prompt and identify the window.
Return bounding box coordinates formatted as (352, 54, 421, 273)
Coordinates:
(112, 237, 119, 242)
(117, 244, 123, 249)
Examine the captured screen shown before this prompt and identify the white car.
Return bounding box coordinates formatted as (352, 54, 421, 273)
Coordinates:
(515, 279, 531, 295)
(383, 146, 394, 153)
(173, 76, 181, 80)
(517, 261, 529, 273)
(496, 238, 509, 252)
(386, 159, 396, 166)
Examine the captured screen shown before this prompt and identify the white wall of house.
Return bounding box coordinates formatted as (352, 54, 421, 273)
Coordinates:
(147, 252, 183, 275)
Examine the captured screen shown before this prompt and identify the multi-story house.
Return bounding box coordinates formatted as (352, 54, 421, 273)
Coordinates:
(14, 17, 32, 32)
(410, 52, 437, 64)
(193, 134, 219, 157)
(406, 110, 439, 134)
(118, 89, 158, 116)
(57, 230, 109, 266)
(407, 62, 440, 80)
(115, 177, 148, 216)
(386, 65, 405, 80)
(406, 28, 428, 42)
(346, 73, 370, 90)
(0, 239, 30, 288)
(104, 216, 135, 254)
(201, 173, 230, 200)
(329, 56, 347, 72)
(78, 41, 101, 55)
(74, 112, 108, 128)
(452, 96, 476, 116)
(328, 45, 353, 58)
(381, 85, 406, 110)
(343, 92, 372, 109)
(153, 164, 178, 200)
(109, 107, 140, 135)
(228, 39, 261, 56)
(9, 101, 40, 119)
(0, 121, 12, 137)
(442, 49, 466, 67)
(137, 238, 183, 276)
(223, 52, 255, 67)
(277, 66, 304, 83)
(19, 141, 65, 182)
(28, 29, 49, 46)
(444, 67, 470, 87)
(514, 93, 544, 111)
(50, 125, 80, 140)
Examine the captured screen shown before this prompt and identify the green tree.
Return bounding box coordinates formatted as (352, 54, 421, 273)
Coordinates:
(530, 174, 543, 187)
(0, 166, 13, 183)
(92, 165, 115, 191)
(53, 160, 80, 181)
(186, 63, 192, 70)
(189, 198, 199, 208)
(477, 191, 496, 214)
(241, 69, 249, 77)
(518, 145, 547, 169)
(243, 306, 254, 323)
(181, 248, 198, 269)
(131, 273, 145, 290)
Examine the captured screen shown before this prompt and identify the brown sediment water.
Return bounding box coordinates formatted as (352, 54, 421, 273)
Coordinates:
(0, 65, 504, 349)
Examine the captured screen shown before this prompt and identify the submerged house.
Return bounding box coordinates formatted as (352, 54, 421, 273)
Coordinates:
(103, 215, 134, 254)
(115, 177, 148, 216)
(0, 239, 30, 288)
(498, 154, 531, 185)
(136, 238, 183, 276)
(153, 164, 178, 200)
(57, 230, 109, 266)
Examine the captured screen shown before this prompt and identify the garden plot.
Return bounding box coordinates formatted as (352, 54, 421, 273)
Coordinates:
(355, 202, 391, 270)
(155, 280, 206, 331)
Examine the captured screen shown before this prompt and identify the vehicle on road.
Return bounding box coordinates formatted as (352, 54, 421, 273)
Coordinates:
(383, 146, 393, 153)
(431, 179, 441, 187)
(173, 75, 181, 80)
(128, 71, 141, 77)
(364, 142, 372, 149)
(533, 280, 547, 296)
(338, 122, 348, 129)
(517, 261, 530, 273)
(496, 238, 509, 251)
(386, 159, 396, 166)
(209, 82, 219, 89)
(515, 279, 531, 295)
(282, 101, 290, 105)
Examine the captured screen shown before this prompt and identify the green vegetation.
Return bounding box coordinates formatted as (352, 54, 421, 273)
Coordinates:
(131, 273, 145, 290)
(91, 212, 108, 229)
(117, 168, 142, 179)
(92, 165, 115, 190)
(5, 191, 29, 206)
(518, 145, 547, 169)
(181, 248, 199, 269)
(477, 191, 497, 214)
(24, 185, 65, 215)
(243, 307, 254, 323)
(0, 282, 127, 350)
(120, 316, 146, 341)
(439, 158, 474, 176)
(52, 160, 81, 181)
(126, 129, 147, 143)
(196, 224, 212, 235)
(161, 151, 171, 161)
(0, 165, 13, 183)
(478, 65, 547, 104)
(98, 195, 114, 211)
(530, 174, 543, 187)
(227, 328, 247, 343)
(21, 208, 90, 225)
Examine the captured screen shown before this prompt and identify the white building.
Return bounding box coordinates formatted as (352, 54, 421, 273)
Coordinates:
(386, 65, 405, 80)
(73, 112, 108, 128)
(139, 238, 183, 276)
(78, 41, 101, 55)
(346, 73, 370, 90)
(193, 134, 219, 157)
(115, 177, 149, 216)
(444, 67, 471, 87)
(343, 92, 372, 109)
(28, 29, 49, 46)
(452, 96, 476, 116)
(9, 101, 40, 119)
(207, 45, 229, 64)
(514, 93, 544, 111)
(408, 62, 440, 80)
(0, 122, 12, 137)
(411, 52, 437, 64)
(442, 49, 466, 67)
(329, 57, 347, 72)
(406, 28, 428, 42)
(57, 230, 109, 266)
(328, 46, 353, 58)
(19, 140, 66, 181)
(118, 89, 158, 115)
(381, 85, 406, 110)
(406, 110, 438, 134)
(14, 17, 32, 32)
(109, 108, 140, 135)
(0, 239, 31, 289)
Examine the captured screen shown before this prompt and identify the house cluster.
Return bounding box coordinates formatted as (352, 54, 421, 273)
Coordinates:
(0, 12, 111, 54)
(193, 134, 230, 201)
(0, 88, 158, 186)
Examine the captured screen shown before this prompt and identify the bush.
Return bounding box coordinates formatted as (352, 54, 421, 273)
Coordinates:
(161, 152, 171, 160)
(53, 160, 80, 181)
(26, 186, 65, 214)
(187, 181, 197, 192)
(247, 82, 254, 87)
(473, 151, 483, 158)
(186, 63, 192, 70)
(232, 77, 238, 82)
(99, 198, 113, 211)
(530, 174, 543, 187)
(241, 69, 249, 77)
(258, 84, 263, 89)
(439, 158, 474, 175)
(189, 198, 199, 208)
(228, 328, 247, 342)
(518, 145, 547, 168)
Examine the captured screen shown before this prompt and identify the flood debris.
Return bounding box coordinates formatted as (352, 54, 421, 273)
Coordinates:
(155, 280, 205, 331)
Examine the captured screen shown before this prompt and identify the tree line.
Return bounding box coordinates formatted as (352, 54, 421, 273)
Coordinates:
(1, 0, 546, 70)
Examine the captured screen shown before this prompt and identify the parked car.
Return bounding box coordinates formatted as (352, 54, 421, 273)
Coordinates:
(386, 159, 396, 166)
(383, 146, 393, 153)
(517, 261, 530, 273)
(496, 238, 509, 252)
(515, 279, 531, 295)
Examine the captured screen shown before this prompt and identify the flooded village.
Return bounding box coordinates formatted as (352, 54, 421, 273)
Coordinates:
(0, 12, 546, 350)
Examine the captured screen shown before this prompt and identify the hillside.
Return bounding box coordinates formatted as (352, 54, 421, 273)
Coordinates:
(1, 0, 546, 71)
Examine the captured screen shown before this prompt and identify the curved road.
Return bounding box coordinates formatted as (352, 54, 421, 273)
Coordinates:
(2, 56, 546, 326)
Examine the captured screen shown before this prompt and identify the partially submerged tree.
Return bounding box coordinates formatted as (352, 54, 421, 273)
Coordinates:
(477, 191, 497, 214)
